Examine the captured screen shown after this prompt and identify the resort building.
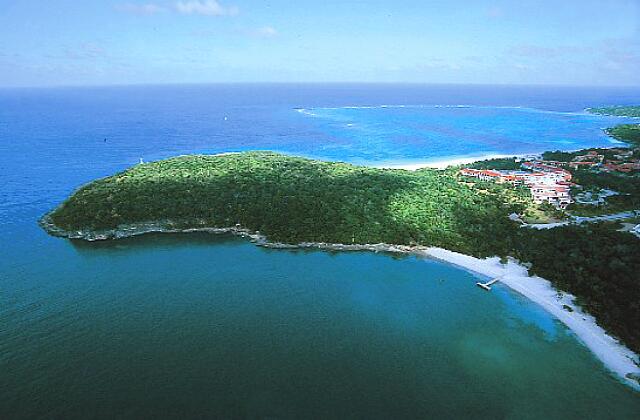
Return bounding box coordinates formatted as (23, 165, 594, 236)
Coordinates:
(568, 161, 598, 170)
(460, 162, 574, 209)
(529, 184, 573, 208)
(601, 161, 640, 173)
(567, 150, 605, 164)
(520, 162, 572, 181)
(459, 168, 502, 182)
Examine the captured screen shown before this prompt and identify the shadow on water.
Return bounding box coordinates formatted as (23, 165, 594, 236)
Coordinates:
(69, 231, 243, 254)
(68, 229, 416, 263)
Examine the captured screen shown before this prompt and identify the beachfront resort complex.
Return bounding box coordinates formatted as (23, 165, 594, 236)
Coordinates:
(460, 148, 640, 210)
(461, 161, 574, 208)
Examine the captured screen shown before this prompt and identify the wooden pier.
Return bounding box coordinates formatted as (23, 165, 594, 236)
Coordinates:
(476, 277, 502, 291)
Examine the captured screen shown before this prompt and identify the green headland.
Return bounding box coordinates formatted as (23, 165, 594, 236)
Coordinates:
(588, 105, 640, 118)
(41, 106, 640, 382)
(43, 148, 640, 358)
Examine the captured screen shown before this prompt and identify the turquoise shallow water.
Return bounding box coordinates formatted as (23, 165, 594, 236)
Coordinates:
(1, 85, 640, 418)
(296, 105, 637, 165)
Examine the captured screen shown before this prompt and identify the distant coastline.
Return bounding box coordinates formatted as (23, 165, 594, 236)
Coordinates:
(373, 135, 627, 171)
(375, 154, 529, 170)
(373, 123, 637, 171)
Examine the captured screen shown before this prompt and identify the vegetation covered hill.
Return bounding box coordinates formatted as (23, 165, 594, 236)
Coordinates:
(44, 151, 640, 353)
(47, 152, 527, 257)
(607, 124, 640, 147)
(587, 106, 640, 118)
(586, 105, 640, 148)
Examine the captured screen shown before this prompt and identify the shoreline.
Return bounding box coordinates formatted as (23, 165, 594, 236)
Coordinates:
(178, 123, 636, 173)
(370, 127, 636, 171)
(40, 216, 640, 389)
(374, 153, 525, 170)
(423, 248, 640, 390)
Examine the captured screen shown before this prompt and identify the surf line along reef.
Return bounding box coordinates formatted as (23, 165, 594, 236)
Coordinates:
(40, 151, 640, 389)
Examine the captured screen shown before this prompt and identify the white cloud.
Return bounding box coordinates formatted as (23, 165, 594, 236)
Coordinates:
(253, 26, 277, 38)
(513, 63, 534, 71)
(115, 1, 239, 18)
(175, 1, 238, 16)
(509, 45, 563, 58)
(42, 43, 108, 61)
(486, 6, 504, 19)
(115, 3, 166, 15)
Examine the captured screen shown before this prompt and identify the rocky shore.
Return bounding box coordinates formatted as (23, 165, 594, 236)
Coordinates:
(39, 216, 640, 389)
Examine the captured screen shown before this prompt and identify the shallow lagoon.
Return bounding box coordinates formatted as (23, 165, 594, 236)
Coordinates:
(297, 105, 637, 165)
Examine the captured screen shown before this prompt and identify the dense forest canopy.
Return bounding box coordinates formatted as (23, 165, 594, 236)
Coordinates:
(468, 157, 522, 170)
(586, 105, 640, 148)
(512, 223, 640, 354)
(47, 152, 526, 256)
(44, 151, 640, 354)
(587, 106, 640, 118)
(606, 124, 640, 147)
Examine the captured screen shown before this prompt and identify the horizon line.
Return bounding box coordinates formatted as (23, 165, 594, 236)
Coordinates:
(2, 81, 640, 90)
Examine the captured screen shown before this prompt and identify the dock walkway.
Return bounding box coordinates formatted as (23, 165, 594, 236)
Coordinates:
(476, 276, 502, 291)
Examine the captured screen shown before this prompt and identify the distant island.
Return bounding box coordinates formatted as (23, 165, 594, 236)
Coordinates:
(588, 105, 640, 118)
(587, 106, 640, 149)
(607, 124, 640, 145)
(41, 110, 640, 387)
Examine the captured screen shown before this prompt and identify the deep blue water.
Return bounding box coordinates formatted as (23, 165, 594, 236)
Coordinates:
(1, 84, 640, 418)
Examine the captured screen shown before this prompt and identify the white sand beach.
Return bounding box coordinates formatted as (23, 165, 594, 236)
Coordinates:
(423, 247, 640, 389)
(376, 154, 523, 170)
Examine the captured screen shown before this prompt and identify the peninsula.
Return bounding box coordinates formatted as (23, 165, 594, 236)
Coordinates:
(588, 106, 640, 118)
(41, 110, 640, 388)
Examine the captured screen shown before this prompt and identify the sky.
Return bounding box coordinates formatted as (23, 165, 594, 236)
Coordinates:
(0, 0, 639, 87)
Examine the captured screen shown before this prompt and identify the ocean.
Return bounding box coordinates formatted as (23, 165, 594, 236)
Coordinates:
(1, 84, 640, 418)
